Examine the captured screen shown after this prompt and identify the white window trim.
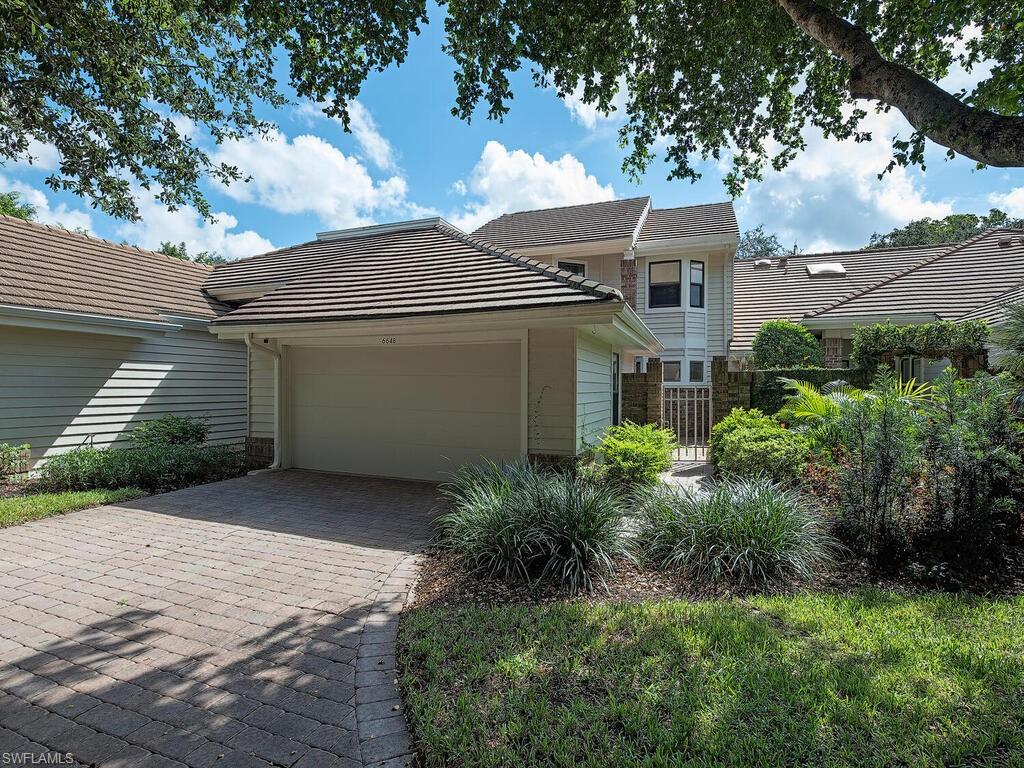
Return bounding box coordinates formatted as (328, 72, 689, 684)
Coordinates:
(647, 259, 683, 312)
(687, 357, 706, 384)
(557, 260, 587, 277)
(688, 259, 706, 312)
(661, 357, 683, 385)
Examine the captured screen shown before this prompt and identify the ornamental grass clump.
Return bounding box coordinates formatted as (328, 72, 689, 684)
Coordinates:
(436, 459, 628, 594)
(636, 475, 837, 590)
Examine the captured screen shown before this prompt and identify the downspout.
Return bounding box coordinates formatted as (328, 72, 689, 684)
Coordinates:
(244, 333, 282, 472)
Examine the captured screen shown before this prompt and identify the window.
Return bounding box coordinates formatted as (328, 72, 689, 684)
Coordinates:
(689, 360, 704, 383)
(558, 261, 586, 277)
(663, 360, 682, 383)
(689, 260, 705, 308)
(898, 356, 923, 382)
(648, 261, 681, 308)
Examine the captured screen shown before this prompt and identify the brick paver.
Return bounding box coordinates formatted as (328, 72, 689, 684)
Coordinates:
(0, 471, 436, 768)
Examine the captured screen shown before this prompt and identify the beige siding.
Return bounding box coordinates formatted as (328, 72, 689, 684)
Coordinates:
(576, 329, 613, 450)
(706, 253, 728, 357)
(0, 325, 247, 468)
(249, 341, 277, 439)
(528, 328, 575, 455)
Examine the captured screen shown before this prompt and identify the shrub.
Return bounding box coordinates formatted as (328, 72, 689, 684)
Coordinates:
(751, 319, 824, 368)
(40, 444, 246, 494)
(709, 408, 810, 482)
(636, 475, 836, 589)
(1, 443, 29, 482)
(851, 319, 991, 368)
(436, 460, 628, 593)
(595, 421, 677, 487)
(751, 367, 874, 414)
(918, 371, 1024, 563)
(131, 414, 209, 448)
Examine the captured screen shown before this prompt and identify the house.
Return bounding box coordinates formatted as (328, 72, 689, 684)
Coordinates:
(205, 217, 664, 480)
(732, 229, 1024, 378)
(0, 215, 247, 470)
(473, 197, 739, 387)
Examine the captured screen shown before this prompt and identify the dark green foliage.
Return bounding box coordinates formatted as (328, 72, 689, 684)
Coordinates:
(158, 241, 228, 265)
(130, 414, 209, 448)
(0, 443, 29, 482)
(636, 476, 836, 588)
(918, 371, 1023, 564)
(751, 367, 874, 414)
(436, 460, 628, 594)
(867, 210, 1024, 249)
(992, 303, 1024, 412)
(751, 320, 824, 369)
(38, 444, 247, 494)
(594, 421, 677, 487)
(0, 191, 36, 221)
(709, 408, 810, 482)
(736, 225, 792, 261)
(850, 319, 991, 368)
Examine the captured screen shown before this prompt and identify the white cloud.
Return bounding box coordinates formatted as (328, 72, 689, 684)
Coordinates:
(451, 141, 615, 231)
(115, 188, 276, 261)
(347, 101, 397, 171)
(989, 188, 1024, 218)
(558, 78, 629, 130)
(0, 175, 93, 232)
(11, 139, 61, 171)
(737, 109, 953, 252)
(214, 128, 409, 228)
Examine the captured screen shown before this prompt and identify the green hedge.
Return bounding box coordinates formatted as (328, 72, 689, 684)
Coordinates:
(851, 319, 990, 367)
(751, 367, 874, 414)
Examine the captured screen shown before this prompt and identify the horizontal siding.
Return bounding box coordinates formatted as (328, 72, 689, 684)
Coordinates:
(249, 342, 276, 439)
(576, 330, 612, 450)
(528, 328, 575, 455)
(0, 325, 246, 468)
(706, 254, 727, 356)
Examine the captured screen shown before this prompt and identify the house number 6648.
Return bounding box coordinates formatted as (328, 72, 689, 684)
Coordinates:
(381, 336, 397, 344)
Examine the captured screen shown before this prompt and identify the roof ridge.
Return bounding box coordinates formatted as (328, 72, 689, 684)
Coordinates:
(485, 195, 650, 221)
(650, 200, 733, 213)
(736, 241, 948, 266)
(435, 221, 623, 302)
(0, 213, 214, 274)
(806, 228, 1013, 319)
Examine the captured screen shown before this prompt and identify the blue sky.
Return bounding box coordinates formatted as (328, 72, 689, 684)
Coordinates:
(3, 8, 1024, 258)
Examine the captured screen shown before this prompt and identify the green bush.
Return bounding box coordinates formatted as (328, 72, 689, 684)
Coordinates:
(709, 408, 810, 482)
(595, 421, 677, 486)
(636, 475, 836, 589)
(851, 319, 991, 368)
(39, 444, 246, 494)
(751, 367, 875, 414)
(751, 319, 824, 368)
(131, 414, 209, 448)
(437, 460, 628, 594)
(1, 443, 29, 482)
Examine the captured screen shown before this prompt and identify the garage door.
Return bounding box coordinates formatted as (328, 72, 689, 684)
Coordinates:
(290, 342, 521, 481)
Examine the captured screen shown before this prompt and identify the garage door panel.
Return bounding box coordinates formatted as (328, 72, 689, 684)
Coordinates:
(289, 342, 521, 480)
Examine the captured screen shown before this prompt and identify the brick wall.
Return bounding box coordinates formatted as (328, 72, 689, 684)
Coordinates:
(622, 358, 663, 424)
(620, 258, 637, 309)
(711, 356, 752, 424)
(246, 437, 274, 468)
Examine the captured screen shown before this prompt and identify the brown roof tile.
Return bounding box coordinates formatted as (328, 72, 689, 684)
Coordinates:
(638, 202, 738, 242)
(470, 197, 650, 250)
(0, 215, 226, 322)
(212, 219, 621, 325)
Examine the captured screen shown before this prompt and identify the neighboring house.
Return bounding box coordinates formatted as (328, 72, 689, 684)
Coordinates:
(732, 229, 1024, 379)
(205, 217, 663, 481)
(0, 215, 247, 470)
(473, 197, 739, 387)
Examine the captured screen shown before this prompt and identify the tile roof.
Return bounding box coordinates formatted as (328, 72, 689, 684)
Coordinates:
(471, 196, 651, 250)
(731, 243, 948, 350)
(809, 229, 1024, 322)
(638, 202, 738, 242)
(0, 214, 225, 323)
(211, 219, 622, 326)
(958, 281, 1024, 325)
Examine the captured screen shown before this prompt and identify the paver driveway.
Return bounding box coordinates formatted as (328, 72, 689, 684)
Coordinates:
(0, 471, 439, 768)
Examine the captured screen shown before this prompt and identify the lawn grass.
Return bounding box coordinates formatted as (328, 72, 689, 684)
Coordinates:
(399, 590, 1024, 767)
(0, 488, 145, 527)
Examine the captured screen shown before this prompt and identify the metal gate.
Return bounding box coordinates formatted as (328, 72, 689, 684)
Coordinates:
(663, 386, 712, 462)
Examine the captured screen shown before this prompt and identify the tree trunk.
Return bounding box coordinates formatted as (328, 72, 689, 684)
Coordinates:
(777, 0, 1024, 167)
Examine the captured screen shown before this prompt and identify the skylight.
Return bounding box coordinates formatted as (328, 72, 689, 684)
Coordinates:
(806, 262, 846, 276)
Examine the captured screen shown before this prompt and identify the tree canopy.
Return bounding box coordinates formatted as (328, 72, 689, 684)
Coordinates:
(866, 209, 1024, 249)
(2, 0, 1022, 220)
(0, 191, 36, 221)
(737, 225, 796, 261)
(158, 241, 228, 265)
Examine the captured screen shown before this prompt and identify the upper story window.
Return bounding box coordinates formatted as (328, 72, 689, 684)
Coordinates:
(648, 261, 681, 308)
(689, 260, 705, 308)
(558, 261, 586, 277)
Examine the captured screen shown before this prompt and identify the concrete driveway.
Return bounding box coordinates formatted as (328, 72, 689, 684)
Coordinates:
(0, 471, 439, 768)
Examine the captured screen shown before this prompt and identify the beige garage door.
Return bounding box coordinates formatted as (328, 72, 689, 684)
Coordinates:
(289, 342, 521, 481)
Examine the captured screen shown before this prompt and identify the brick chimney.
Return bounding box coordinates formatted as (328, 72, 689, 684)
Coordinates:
(620, 252, 637, 309)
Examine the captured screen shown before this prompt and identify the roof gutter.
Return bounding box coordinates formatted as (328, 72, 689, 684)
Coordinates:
(244, 333, 282, 473)
(0, 303, 182, 337)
